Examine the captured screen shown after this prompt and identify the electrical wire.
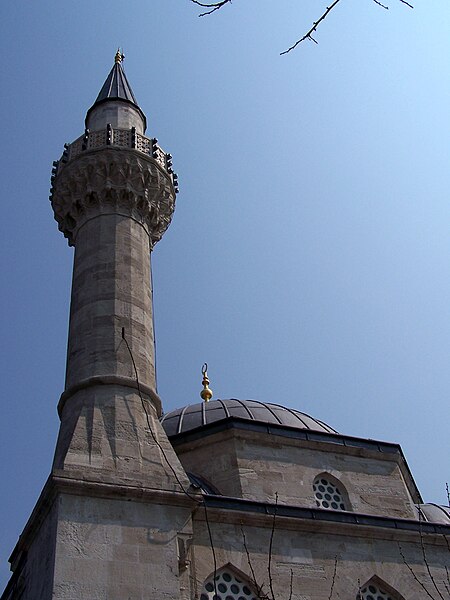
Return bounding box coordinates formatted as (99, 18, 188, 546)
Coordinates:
(121, 327, 198, 502)
(121, 327, 218, 587)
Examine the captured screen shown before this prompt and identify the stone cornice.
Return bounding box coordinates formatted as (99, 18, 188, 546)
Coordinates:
(201, 495, 450, 544)
(57, 374, 162, 418)
(51, 472, 200, 508)
(51, 147, 175, 247)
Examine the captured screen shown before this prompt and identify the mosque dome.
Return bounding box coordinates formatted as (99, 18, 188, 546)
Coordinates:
(415, 504, 450, 524)
(160, 398, 338, 437)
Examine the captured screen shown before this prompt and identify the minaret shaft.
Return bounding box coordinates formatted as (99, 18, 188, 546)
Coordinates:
(65, 212, 155, 393)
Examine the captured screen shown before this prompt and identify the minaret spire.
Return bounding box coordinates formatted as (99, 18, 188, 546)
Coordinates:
(85, 51, 147, 132)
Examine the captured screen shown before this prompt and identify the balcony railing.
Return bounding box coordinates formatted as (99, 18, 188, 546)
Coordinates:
(56, 126, 178, 193)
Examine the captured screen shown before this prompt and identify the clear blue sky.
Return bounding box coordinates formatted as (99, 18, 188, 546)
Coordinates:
(0, 0, 449, 588)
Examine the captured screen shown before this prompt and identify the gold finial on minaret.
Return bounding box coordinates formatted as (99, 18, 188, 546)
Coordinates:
(115, 48, 124, 64)
(200, 363, 213, 402)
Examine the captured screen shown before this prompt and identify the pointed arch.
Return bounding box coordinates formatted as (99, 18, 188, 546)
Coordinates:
(313, 472, 351, 511)
(358, 575, 406, 600)
(200, 564, 261, 600)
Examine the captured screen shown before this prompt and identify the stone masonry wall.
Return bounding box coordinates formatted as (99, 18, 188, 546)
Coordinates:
(3, 500, 59, 600)
(52, 493, 193, 600)
(191, 515, 450, 600)
(174, 430, 416, 520)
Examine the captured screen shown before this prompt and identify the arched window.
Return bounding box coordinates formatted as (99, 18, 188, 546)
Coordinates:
(358, 577, 405, 600)
(200, 566, 259, 600)
(313, 474, 348, 511)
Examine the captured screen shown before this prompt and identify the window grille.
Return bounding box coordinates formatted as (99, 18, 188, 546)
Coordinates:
(200, 568, 259, 600)
(313, 476, 346, 510)
(359, 582, 395, 600)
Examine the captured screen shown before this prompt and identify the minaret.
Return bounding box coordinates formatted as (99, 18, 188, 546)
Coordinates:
(2, 54, 193, 600)
(54, 49, 167, 408)
(50, 51, 184, 486)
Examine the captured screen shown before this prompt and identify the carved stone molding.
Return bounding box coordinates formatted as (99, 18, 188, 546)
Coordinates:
(51, 147, 176, 246)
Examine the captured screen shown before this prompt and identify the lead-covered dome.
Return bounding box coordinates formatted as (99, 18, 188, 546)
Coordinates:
(415, 504, 450, 524)
(160, 399, 337, 437)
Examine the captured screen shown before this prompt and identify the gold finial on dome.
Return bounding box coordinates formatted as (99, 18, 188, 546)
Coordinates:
(200, 363, 213, 402)
(115, 48, 124, 64)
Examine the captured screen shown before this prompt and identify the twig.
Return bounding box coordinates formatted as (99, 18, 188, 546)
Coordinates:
(241, 523, 268, 600)
(192, 0, 415, 54)
(444, 535, 450, 555)
(267, 493, 278, 600)
(204, 503, 219, 600)
(281, 0, 414, 54)
(328, 555, 338, 600)
(280, 0, 342, 55)
(398, 542, 436, 600)
(191, 0, 231, 17)
(288, 569, 293, 600)
(444, 539, 450, 591)
(418, 510, 445, 600)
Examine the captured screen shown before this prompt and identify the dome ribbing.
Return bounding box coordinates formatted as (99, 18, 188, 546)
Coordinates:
(160, 398, 337, 437)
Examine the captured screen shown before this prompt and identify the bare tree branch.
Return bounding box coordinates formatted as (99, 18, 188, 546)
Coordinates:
(373, 0, 389, 9)
(241, 523, 269, 600)
(241, 524, 258, 589)
(328, 555, 338, 600)
(192, 0, 415, 54)
(280, 0, 342, 55)
(280, 0, 414, 54)
(417, 511, 446, 600)
(191, 0, 231, 17)
(444, 535, 450, 555)
(203, 503, 219, 600)
(398, 542, 436, 600)
(288, 569, 293, 600)
(444, 536, 450, 590)
(267, 493, 278, 600)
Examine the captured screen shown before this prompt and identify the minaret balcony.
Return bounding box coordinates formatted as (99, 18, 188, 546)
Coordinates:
(58, 125, 178, 191)
(50, 124, 179, 247)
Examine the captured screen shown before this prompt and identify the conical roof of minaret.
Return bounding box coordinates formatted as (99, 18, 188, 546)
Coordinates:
(95, 52, 138, 105)
(85, 50, 147, 130)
